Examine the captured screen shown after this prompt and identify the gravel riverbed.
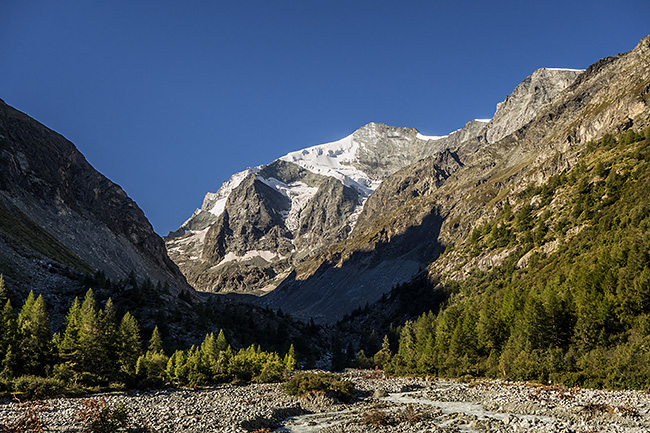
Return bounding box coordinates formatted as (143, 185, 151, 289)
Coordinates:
(2, 370, 649, 432)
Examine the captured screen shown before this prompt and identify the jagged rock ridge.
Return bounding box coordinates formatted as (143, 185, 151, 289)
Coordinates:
(166, 123, 465, 293)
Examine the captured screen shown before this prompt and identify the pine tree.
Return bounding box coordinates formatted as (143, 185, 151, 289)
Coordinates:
(148, 326, 164, 354)
(0, 299, 17, 379)
(200, 332, 218, 378)
(58, 297, 82, 366)
(118, 312, 142, 378)
(0, 299, 17, 359)
(98, 298, 119, 379)
(283, 344, 298, 373)
(18, 292, 51, 375)
(373, 335, 393, 368)
(1, 345, 16, 380)
(78, 289, 103, 373)
(215, 329, 229, 353)
(165, 350, 184, 382)
(0, 274, 8, 307)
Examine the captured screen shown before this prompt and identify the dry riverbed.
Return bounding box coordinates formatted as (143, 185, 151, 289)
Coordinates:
(1, 370, 650, 432)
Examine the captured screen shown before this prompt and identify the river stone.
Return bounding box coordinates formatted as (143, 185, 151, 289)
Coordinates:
(373, 389, 388, 398)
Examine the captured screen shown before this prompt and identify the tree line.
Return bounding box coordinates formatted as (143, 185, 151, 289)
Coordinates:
(0, 278, 297, 396)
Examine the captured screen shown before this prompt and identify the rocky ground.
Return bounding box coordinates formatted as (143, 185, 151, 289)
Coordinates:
(1, 370, 650, 432)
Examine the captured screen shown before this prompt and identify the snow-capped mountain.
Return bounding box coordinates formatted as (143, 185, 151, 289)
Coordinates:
(165, 122, 454, 294)
(165, 67, 584, 299)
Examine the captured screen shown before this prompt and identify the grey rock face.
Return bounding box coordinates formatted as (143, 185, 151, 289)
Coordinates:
(294, 177, 358, 253)
(354, 149, 463, 235)
(485, 68, 584, 145)
(202, 174, 292, 264)
(0, 98, 191, 295)
(351, 123, 443, 181)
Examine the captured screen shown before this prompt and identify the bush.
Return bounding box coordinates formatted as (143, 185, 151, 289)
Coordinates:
(362, 408, 389, 426)
(12, 375, 65, 399)
(283, 372, 354, 402)
(76, 398, 128, 433)
(401, 404, 421, 424)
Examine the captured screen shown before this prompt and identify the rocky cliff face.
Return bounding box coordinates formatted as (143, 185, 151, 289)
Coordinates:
(484, 68, 584, 145)
(257, 36, 650, 323)
(165, 123, 457, 293)
(0, 99, 191, 298)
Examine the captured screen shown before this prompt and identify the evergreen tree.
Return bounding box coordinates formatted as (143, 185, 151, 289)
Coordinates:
(215, 329, 229, 353)
(0, 299, 17, 379)
(78, 289, 103, 374)
(148, 326, 164, 354)
(200, 332, 219, 379)
(0, 299, 17, 358)
(118, 312, 142, 378)
(58, 297, 82, 366)
(283, 344, 298, 373)
(1, 345, 16, 379)
(0, 274, 8, 306)
(373, 335, 393, 368)
(17, 292, 51, 375)
(98, 297, 119, 378)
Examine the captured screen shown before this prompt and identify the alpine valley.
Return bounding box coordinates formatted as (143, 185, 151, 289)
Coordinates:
(1, 32, 650, 422)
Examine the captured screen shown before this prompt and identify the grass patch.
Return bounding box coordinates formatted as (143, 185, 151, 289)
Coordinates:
(0, 200, 93, 274)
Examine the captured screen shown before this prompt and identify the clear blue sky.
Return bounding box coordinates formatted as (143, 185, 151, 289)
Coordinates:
(1, 1, 648, 235)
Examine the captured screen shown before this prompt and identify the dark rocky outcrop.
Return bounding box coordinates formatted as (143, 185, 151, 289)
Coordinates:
(294, 177, 358, 253)
(0, 98, 191, 297)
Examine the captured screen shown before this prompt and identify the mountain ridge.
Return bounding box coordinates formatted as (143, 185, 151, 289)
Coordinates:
(165, 67, 584, 299)
(255, 36, 650, 323)
(0, 98, 192, 300)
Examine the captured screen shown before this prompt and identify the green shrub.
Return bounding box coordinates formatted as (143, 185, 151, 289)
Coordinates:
(283, 372, 354, 402)
(12, 375, 65, 399)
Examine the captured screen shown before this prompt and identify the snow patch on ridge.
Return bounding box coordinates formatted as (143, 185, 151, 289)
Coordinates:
(257, 176, 319, 231)
(545, 67, 585, 72)
(220, 250, 280, 265)
(416, 132, 448, 141)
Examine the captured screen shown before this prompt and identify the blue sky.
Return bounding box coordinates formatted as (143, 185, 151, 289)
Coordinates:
(1, 1, 649, 235)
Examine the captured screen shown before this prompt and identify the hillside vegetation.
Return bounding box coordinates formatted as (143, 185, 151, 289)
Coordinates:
(384, 128, 650, 389)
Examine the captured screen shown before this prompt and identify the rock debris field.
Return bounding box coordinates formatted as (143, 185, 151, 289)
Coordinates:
(2, 370, 650, 432)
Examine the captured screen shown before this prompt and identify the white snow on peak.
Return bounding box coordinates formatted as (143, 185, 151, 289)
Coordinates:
(474, 118, 491, 123)
(416, 132, 447, 141)
(279, 134, 378, 197)
(545, 67, 585, 72)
